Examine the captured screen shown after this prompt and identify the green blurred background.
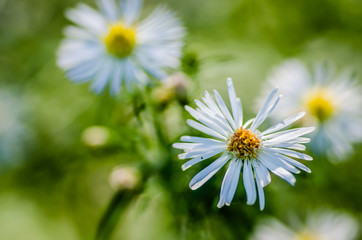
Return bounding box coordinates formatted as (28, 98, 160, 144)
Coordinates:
(0, 0, 362, 239)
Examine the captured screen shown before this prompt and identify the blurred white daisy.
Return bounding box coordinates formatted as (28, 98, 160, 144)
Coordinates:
(259, 59, 362, 161)
(173, 78, 314, 210)
(57, 0, 185, 95)
(250, 210, 359, 240)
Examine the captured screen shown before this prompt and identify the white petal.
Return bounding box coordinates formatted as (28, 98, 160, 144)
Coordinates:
(217, 158, 242, 208)
(243, 118, 255, 129)
(90, 58, 114, 93)
(250, 87, 279, 132)
(258, 152, 296, 185)
(262, 112, 305, 135)
(236, 98, 243, 128)
(177, 146, 225, 160)
(269, 148, 313, 161)
(189, 154, 230, 190)
(227, 78, 242, 128)
(243, 160, 257, 205)
(252, 160, 271, 187)
(173, 141, 225, 152)
(65, 58, 103, 83)
(97, 0, 120, 22)
(262, 127, 315, 144)
(272, 152, 311, 173)
(120, 0, 143, 26)
(187, 119, 227, 140)
(262, 150, 300, 174)
(213, 90, 237, 130)
(203, 91, 234, 133)
(185, 106, 229, 137)
(66, 4, 107, 34)
(263, 141, 306, 151)
(180, 136, 224, 144)
(254, 172, 266, 210)
(181, 150, 223, 170)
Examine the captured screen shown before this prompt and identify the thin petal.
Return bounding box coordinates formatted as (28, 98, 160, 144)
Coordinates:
(181, 150, 223, 170)
(252, 160, 271, 187)
(120, 0, 143, 26)
(258, 152, 296, 185)
(250, 87, 279, 132)
(189, 154, 230, 190)
(227, 78, 242, 128)
(217, 158, 242, 208)
(243, 160, 257, 205)
(262, 112, 305, 135)
(185, 106, 229, 137)
(180, 136, 224, 144)
(213, 89, 237, 130)
(268, 148, 313, 161)
(187, 119, 227, 140)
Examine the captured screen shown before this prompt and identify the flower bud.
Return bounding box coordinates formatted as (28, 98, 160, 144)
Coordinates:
(109, 166, 141, 191)
(81, 126, 111, 148)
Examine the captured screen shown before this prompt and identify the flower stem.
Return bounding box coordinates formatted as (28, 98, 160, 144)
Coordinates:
(94, 190, 130, 240)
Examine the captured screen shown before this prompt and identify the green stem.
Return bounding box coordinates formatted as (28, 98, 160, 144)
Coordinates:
(94, 190, 137, 240)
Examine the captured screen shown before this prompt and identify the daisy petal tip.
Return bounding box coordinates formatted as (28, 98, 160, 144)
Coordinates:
(217, 202, 224, 208)
(189, 183, 199, 191)
(181, 164, 190, 171)
(184, 105, 192, 112)
(226, 77, 233, 84)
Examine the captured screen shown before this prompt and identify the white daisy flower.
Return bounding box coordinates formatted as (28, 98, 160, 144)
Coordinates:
(259, 59, 362, 161)
(250, 210, 359, 240)
(57, 0, 185, 95)
(173, 78, 314, 210)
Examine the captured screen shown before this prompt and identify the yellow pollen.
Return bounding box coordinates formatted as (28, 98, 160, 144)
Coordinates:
(305, 89, 335, 122)
(227, 127, 261, 159)
(294, 231, 320, 240)
(104, 23, 136, 58)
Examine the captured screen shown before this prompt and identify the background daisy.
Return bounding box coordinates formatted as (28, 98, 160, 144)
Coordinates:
(250, 209, 359, 240)
(57, 0, 185, 94)
(258, 60, 362, 162)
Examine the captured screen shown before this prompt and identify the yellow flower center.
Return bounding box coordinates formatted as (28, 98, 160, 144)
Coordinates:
(227, 127, 261, 159)
(104, 23, 136, 58)
(295, 231, 320, 240)
(305, 88, 335, 122)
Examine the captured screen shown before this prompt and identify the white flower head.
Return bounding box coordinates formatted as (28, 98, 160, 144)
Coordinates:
(57, 0, 185, 95)
(259, 59, 362, 162)
(173, 78, 314, 210)
(250, 210, 359, 240)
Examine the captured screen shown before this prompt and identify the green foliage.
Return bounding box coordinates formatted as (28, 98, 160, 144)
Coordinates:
(0, 0, 361, 239)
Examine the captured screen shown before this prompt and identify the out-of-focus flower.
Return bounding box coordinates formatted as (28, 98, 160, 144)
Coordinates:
(250, 210, 359, 240)
(258, 59, 362, 162)
(109, 166, 141, 190)
(152, 72, 188, 106)
(0, 88, 30, 167)
(81, 126, 111, 148)
(57, 0, 185, 95)
(173, 78, 314, 210)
